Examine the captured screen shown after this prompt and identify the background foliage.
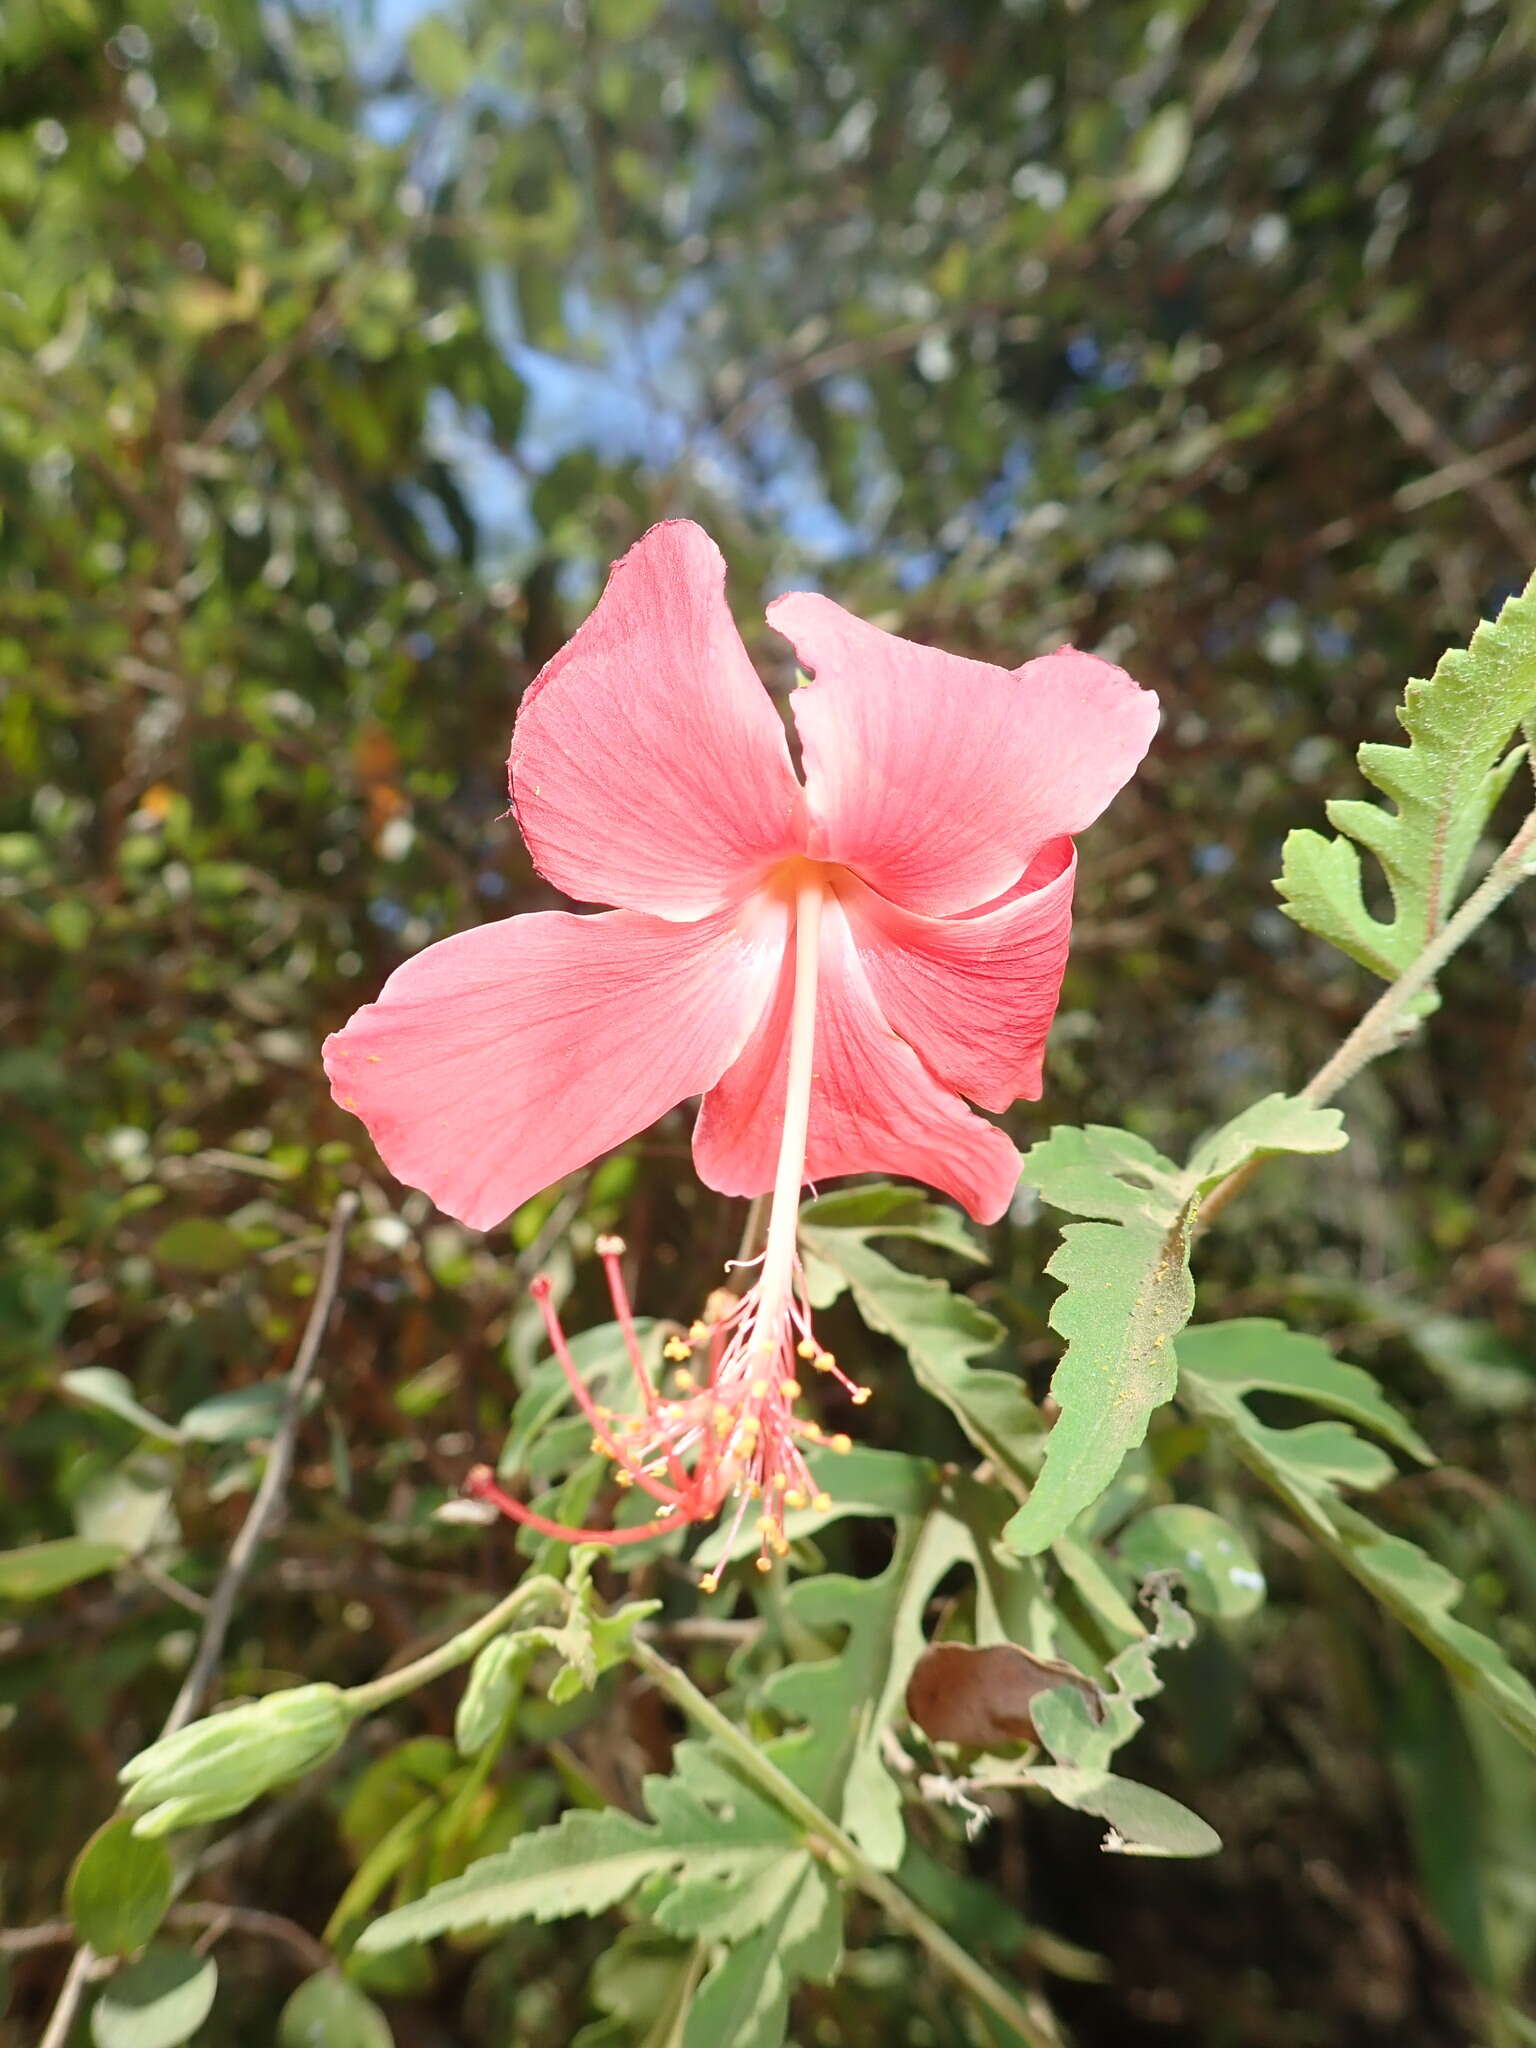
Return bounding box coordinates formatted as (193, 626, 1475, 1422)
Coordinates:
(4, 0, 1536, 2041)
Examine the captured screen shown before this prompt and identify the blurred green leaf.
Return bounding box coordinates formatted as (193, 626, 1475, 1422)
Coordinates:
(89, 1945, 218, 2048)
(0, 1536, 125, 1601)
(178, 1384, 288, 1443)
(277, 1971, 394, 2048)
(149, 1219, 247, 1276)
(66, 1818, 173, 1956)
(61, 1369, 182, 1444)
(1123, 104, 1192, 200)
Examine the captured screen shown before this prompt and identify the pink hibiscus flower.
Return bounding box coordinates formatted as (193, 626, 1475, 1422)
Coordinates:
(325, 520, 1157, 1564)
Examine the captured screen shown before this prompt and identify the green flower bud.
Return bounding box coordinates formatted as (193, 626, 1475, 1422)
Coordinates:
(120, 1683, 350, 1838)
(454, 1631, 527, 1757)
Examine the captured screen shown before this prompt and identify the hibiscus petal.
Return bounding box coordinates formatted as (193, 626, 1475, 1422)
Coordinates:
(838, 838, 1076, 1114)
(510, 521, 806, 918)
(693, 897, 1022, 1225)
(769, 592, 1159, 916)
(324, 899, 788, 1230)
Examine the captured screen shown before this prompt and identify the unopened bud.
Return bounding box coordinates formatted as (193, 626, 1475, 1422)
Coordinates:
(455, 1632, 526, 1757)
(119, 1683, 350, 1838)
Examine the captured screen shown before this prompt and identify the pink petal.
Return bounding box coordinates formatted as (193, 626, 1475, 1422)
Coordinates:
(510, 522, 806, 919)
(693, 897, 1022, 1225)
(769, 592, 1159, 916)
(838, 838, 1077, 1114)
(324, 899, 789, 1231)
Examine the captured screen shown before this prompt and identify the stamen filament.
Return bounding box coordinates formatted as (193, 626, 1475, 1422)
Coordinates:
(464, 1465, 682, 1546)
(531, 1276, 682, 1507)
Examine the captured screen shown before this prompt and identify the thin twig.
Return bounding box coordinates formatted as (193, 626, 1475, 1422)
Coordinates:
(1325, 324, 1536, 561)
(3, 1905, 331, 1974)
(1394, 416, 1536, 514)
(37, 1195, 357, 2048)
(163, 1191, 357, 1737)
(191, 297, 343, 453)
(128, 1557, 209, 1618)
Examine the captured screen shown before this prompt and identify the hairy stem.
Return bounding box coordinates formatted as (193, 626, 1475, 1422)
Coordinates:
(342, 1575, 562, 1718)
(1201, 805, 1536, 1229)
(628, 1635, 1061, 2047)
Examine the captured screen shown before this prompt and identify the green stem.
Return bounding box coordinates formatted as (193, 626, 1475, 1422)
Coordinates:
(1200, 805, 1536, 1228)
(628, 1636, 1060, 2048)
(344, 1575, 563, 1718)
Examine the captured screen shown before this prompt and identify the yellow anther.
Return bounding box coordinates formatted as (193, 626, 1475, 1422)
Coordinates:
(771, 1532, 790, 1556)
(614, 1467, 634, 1486)
(830, 1434, 853, 1454)
(771, 1473, 789, 1490)
(688, 1321, 709, 1344)
(755, 1555, 774, 1573)
(779, 1378, 802, 1400)
(811, 1491, 832, 1512)
(813, 1351, 836, 1372)
(712, 1405, 733, 1434)
(784, 1488, 808, 1510)
(756, 1516, 777, 1537)
(699, 1571, 720, 1595)
(799, 1420, 823, 1441)
(749, 1379, 767, 1399)
(589, 1436, 609, 1457)
(850, 1385, 872, 1406)
(663, 1336, 692, 1362)
(673, 1368, 695, 1391)
(797, 1337, 817, 1359)
(595, 1233, 626, 1257)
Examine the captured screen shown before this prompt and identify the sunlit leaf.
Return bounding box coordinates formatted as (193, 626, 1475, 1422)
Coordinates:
(1278, 568, 1536, 978)
(1005, 1101, 1347, 1553)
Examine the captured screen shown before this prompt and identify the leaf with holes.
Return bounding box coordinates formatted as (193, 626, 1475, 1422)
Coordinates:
(763, 1479, 1041, 1870)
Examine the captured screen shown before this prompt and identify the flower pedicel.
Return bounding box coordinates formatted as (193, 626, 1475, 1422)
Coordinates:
(325, 521, 1158, 1566)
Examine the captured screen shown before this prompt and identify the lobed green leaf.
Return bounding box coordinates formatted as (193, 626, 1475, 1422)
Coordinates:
(1277, 568, 1536, 977)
